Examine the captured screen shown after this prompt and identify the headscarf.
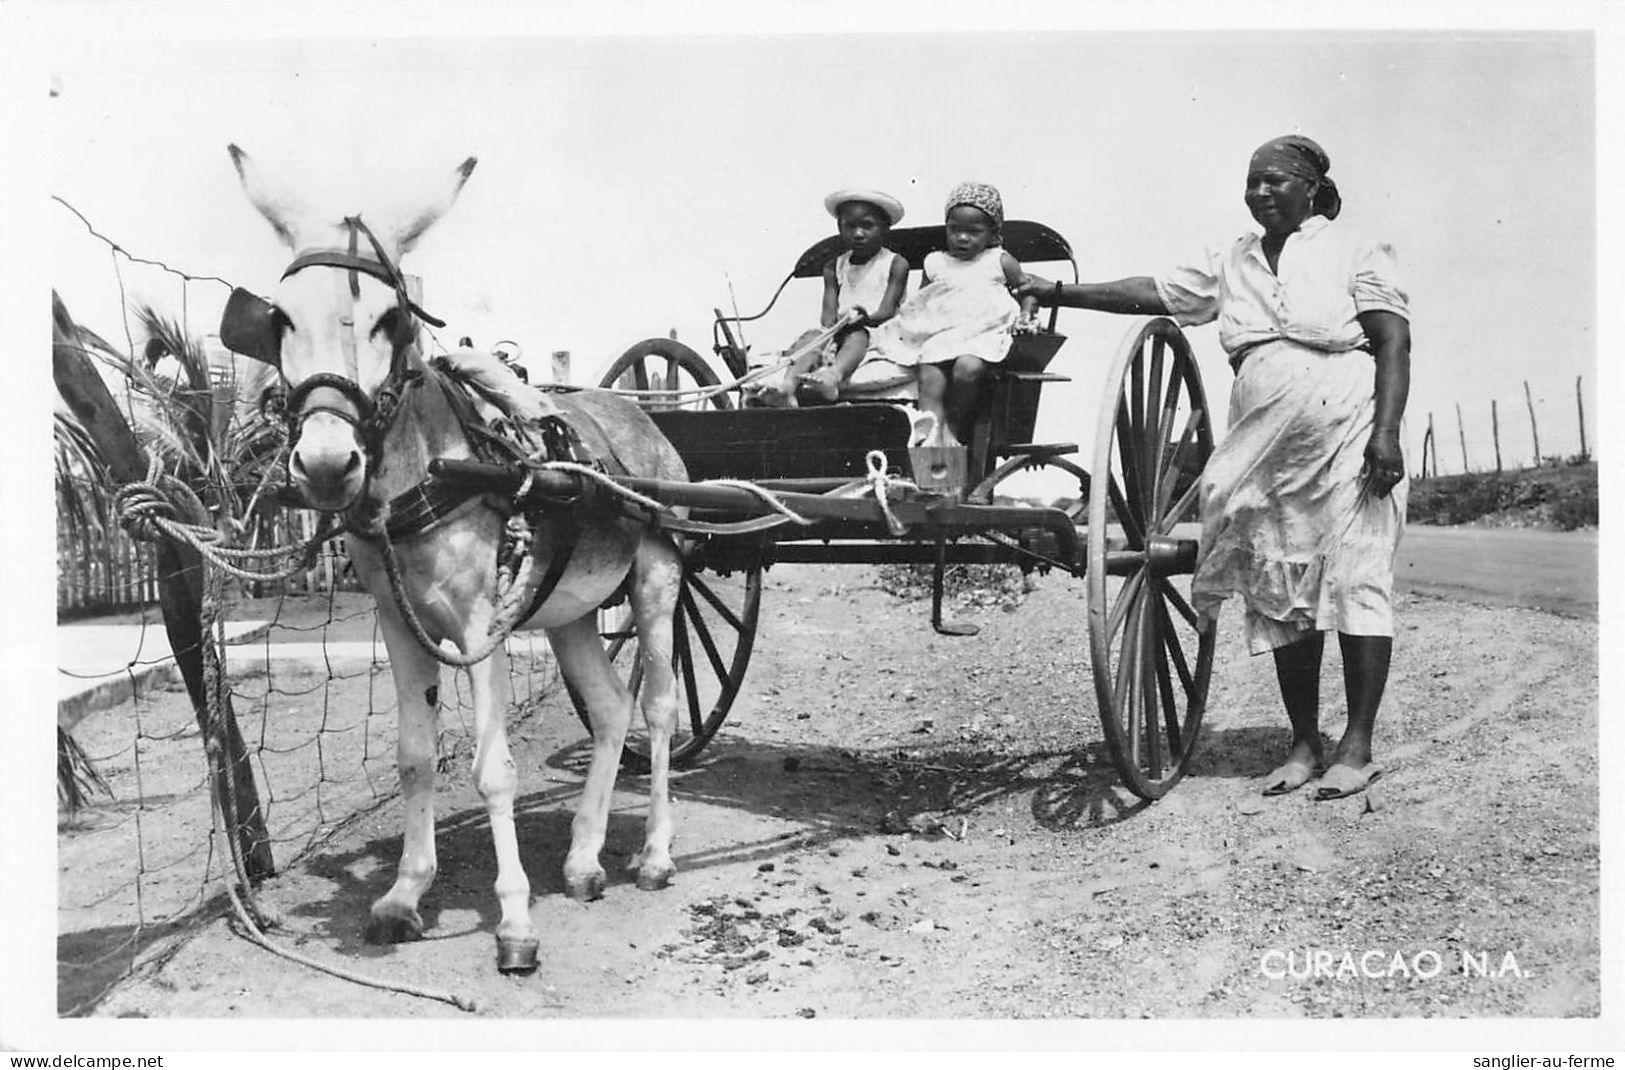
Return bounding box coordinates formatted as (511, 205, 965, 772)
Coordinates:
(945, 181, 1005, 233)
(1248, 135, 1342, 220)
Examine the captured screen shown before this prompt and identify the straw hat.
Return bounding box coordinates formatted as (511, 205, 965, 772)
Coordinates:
(823, 188, 905, 226)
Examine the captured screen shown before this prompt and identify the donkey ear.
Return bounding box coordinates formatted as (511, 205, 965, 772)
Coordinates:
(385, 157, 478, 255)
(228, 143, 317, 250)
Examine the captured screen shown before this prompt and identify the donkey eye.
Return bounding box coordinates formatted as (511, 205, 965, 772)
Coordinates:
(270, 307, 294, 334)
(372, 309, 404, 341)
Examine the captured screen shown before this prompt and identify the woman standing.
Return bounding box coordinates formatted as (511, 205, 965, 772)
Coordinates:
(1023, 135, 1410, 800)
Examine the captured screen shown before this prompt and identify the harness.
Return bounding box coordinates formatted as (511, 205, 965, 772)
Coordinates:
(262, 217, 610, 650)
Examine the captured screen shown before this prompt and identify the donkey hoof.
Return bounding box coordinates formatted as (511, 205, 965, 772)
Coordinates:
(635, 866, 675, 892)
(364, 909, 424, 945)
(565, 872, 605, 902)
(496, 936, 540, 975)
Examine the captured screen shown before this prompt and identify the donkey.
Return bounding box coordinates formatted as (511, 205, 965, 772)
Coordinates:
(223, 145, 686, 974)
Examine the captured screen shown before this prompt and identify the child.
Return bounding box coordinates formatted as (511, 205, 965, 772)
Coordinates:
(751, 188, 911, 407)
(874, 181, 1039, 445)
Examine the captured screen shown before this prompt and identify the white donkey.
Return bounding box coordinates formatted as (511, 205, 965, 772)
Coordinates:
(224, 146, 686, 974)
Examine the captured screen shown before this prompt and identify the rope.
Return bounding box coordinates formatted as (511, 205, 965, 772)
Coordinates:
(114, 467, 338, 585)
(595, 313, 856, 402)
(209, 783, 479, 1012)
(863, 449, 917, 536)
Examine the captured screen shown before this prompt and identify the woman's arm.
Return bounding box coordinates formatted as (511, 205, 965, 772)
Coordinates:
(1358, 309, 1411, 499)
(1018, 274, 1169, 316)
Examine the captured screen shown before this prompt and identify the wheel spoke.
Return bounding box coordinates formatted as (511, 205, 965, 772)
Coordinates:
(1107, 473, 1146, 547)
(1150, 358, 1183, 514)
(1144, 336, 1166, 497)
(1115, 588, 1146, 767)
(1114, 400, 1147, 526)
(1106, 568, 1147, 643)
(1155, 584, 1196, 695)
(681, 585, 731, 684)
(672, 611, 704, 735)
(1155, 407, 1204, 530)
(1152, 602, 1183, 755)
(1141, 598, 1161, 777)
(626, 643, 646, 696)
(1129, 346, 1146, 460)
(688, 572, 745, 632)
(1162, 580, 1198, 630)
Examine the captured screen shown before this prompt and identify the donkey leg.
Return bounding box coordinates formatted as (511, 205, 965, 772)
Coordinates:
(549, 616, 634, 901)
(628, 537, 684, 891)
(467, 642, 539, 973)
(366, 635, 440, 944)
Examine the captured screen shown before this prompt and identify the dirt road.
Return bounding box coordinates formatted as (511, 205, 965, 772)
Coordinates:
(60, 552, 1600, 1027)
(1396, 526, 1598, 619)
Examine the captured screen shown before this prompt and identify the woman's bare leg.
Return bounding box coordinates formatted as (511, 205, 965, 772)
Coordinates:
(1273, 630, 1327, 770)
(1333, 633, 1390, 770)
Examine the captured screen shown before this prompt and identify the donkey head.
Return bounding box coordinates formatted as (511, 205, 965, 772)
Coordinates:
(224, 144, 477, 512)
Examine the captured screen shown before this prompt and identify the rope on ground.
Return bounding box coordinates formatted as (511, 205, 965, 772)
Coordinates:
(210, 798, 478, 1013)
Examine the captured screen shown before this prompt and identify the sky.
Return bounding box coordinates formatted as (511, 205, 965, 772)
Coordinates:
(5, 0, 1623, 1053)
(35, 13, 1604, 479)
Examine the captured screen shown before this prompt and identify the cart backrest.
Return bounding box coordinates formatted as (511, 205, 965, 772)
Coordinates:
(790, 220, 1076, 279)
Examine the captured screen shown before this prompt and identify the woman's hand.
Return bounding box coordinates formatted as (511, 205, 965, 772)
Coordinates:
(1363, 426, 1405, 498)
(1016, 274, 1057, 304)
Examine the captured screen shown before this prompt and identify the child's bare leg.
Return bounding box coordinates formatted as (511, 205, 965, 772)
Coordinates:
(945, 354, 986, 445)
(799, 328, 869, 405)
(751, 329, 822, 407)
(915, 362, 953, 446)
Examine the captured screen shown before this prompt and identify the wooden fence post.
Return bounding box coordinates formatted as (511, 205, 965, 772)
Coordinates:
(53, 292, 273, 880)
(1455, 402, 1469, 474)
(1491, 399, 1503, 473)
(1524, 380, 1541, 465)
(1576, 375, 1588, 461)
(1420, 413, 1434, 479)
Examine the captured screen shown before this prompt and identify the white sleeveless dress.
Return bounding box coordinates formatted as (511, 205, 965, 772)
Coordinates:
(871, 247, 1018, 367)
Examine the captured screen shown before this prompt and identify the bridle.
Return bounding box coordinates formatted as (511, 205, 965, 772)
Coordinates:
(276, 215, 446, 476)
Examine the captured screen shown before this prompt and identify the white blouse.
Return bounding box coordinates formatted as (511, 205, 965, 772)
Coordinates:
(1154, 215, 1409, 357)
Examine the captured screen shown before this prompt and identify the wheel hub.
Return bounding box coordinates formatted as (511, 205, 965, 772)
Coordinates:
(1144, 535, 1198, 575)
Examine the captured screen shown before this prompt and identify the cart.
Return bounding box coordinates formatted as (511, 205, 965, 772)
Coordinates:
(441, 221, 1216, 800)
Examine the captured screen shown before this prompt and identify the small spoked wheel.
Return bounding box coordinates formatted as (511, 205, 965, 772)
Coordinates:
(569, 557, 762, 772)
(970, 452, 1091, 521)
(599, 338, 733, 412)
(1086, 318, 1217, 799)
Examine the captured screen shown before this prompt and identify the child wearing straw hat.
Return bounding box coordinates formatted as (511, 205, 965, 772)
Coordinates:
(750, 188, 911, 407)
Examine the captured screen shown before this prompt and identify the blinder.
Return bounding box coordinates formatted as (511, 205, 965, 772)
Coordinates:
(220, 286, 283, 367)
(219, 215, 450, 492)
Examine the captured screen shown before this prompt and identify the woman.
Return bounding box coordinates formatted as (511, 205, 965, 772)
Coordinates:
(1023, 135, 1410, 800)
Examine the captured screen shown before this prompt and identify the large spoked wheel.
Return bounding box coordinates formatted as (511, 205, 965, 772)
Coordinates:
(1086, 318, 1217, 799)
(569, 557, 762, 772)
(600, 338, 733, 411)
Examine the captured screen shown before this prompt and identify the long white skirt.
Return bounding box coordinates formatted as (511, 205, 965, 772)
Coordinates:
(1191, 339, 1407, 655)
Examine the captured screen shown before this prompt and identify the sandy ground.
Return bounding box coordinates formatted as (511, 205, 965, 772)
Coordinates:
(54, 552, 1600, 1028)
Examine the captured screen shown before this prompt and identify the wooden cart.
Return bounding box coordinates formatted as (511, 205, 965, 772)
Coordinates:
(442, 221, 1216, 799)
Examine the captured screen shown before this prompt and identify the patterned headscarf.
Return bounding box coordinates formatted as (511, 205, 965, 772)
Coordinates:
(945, 181, 1004, 231)
(1248, 135, 1342, 220)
